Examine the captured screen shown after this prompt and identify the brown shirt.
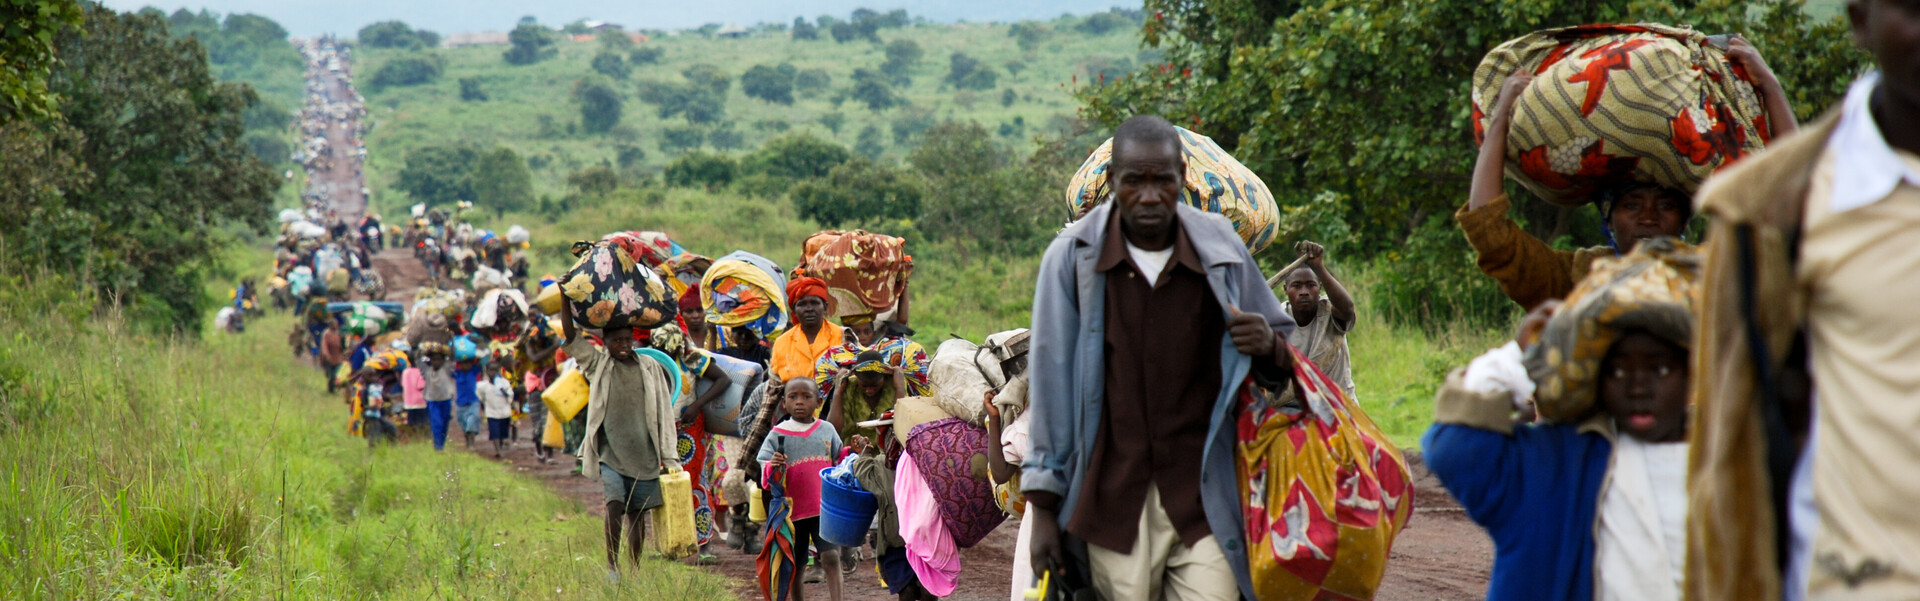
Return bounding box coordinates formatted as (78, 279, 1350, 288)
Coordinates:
(1066, 209, 1222, 553)
(318, 330, 345, 365)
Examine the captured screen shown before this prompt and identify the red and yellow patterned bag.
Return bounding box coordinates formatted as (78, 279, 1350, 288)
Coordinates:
(1472, 23, 1773, 206)
(1236, 344, 1414, 601)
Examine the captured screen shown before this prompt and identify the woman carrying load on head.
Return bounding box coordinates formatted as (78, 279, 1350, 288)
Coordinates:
(771, 276, 842, 385)
(814, 316, 931, 442)
(1460, 38, 1797, 311)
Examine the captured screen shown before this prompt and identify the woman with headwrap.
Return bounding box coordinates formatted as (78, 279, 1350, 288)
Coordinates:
(680, 284, 716, 351)
(770, 276, 841, 384)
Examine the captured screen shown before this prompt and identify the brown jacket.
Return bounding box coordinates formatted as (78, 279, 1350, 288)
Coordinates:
(1685, 111, 1839, 601)
(1456, 194, 1613, 311)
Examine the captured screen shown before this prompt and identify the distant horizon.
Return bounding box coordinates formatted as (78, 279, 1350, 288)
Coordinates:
(98, 0, 1136, 39)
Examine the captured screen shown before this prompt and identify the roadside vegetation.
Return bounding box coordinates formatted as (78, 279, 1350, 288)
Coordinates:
(0, 257, 732, 600)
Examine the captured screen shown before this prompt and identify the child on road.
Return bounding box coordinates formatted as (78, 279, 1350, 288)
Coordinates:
(454, 354, 483, 450)
(1424, 240, 1698, 601)
(758, 378, 851, 601)
(419, 345, 457, 450)
(481, 363, 514, 458)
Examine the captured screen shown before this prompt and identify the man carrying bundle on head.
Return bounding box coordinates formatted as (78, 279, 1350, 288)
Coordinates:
(1278, 241, 1357, 400)
(1462, 29, 1798, 310)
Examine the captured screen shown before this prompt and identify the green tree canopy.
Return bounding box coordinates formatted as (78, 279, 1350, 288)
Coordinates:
(742, 64, 796, 104)
(573, 78, 624, 133)
(849, 68, 901, 111)
(503, 23, 556, 65)
(792, 158, 921, 226)
(792, 17, 820, 40)
(664, 151, 738, 190)
(358, 20, 427, 48)
(367, 54, 442, 89)
(472, 146, 534, 214)
(592, 51, 631, 80)
(396, 145, 480, 206)
(909, 121, 1056, 254)
(459, 77, 488, 101)
(597, 28, 635, 52)
(682, 63, 732, 95)
(629, 46, 663, 64)
(744, 132, 851, 179)
(947, 52, 997, 90)
(20, 5, 278, 332)
(881, 39, 923, 83)
(637, 79, 725, 123)
(0, 0, 86, 121)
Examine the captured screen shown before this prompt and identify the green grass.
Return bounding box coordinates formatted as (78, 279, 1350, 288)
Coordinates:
(355, 20, 1145, 211)
(0, 258, 734, 600)
(1342, 267, 1509, 448)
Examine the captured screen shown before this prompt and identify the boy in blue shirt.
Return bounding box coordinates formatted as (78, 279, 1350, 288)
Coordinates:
(454, 356, 483, 450)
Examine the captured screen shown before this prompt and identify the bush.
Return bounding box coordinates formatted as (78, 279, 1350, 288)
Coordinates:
(881, 39, 922, 82)
(567, 165, 621, 195)
(637, 79, 726, 124)
(848, 68, 900, 111)
(1370, 215, 1518, 331)
(1001, 88, 1016, 107)
(890, 106, 935, 144)
(817, 111, 846, 134)
(591, 51, 630, 80)
(664, 151, 738, 190)
(681, 63, 731, 95)
(791, 158, 921, 226)
(661, 124, 705, 153)
(472, 146, 534, 213)
(910, 121, 1054, 254)
(1076, 10, 1136, 36)
(368, 54, 442, 89)
(597, 28, 634, 52)
(743, 132, 851, 180)
(741, 64, 794, 104)
(615, 144, 646, 169)
(794, 68, 831, 97)
(572, 78, 623, 133)
(947, 52, 996, 90)
(628, 46, 663, 64)
(395, 145, 478, 205)
(709, 125, 744, 150)
(458, 77, 487, 101)
(359, 20, 428, 48)
(1008, 22, 1049, 52)
(855, 124, 885, 159)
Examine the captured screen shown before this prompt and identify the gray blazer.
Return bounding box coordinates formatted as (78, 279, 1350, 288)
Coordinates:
(1021, 201, 1293, 600)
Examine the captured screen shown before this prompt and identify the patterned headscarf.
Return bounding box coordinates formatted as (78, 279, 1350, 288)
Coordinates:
(651, 322, 689, 362)
(1525, 237, 1699, 421)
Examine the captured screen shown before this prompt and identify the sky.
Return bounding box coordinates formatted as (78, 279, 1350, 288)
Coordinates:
(100, 0, 1131, 38)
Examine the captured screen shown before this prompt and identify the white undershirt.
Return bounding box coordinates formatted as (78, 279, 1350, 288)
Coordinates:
(1126, 242, 1174, 285)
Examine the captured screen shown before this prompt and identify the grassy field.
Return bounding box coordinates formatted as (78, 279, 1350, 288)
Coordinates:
(354, 15, 1146, 211)
(0, 257, 733, 600)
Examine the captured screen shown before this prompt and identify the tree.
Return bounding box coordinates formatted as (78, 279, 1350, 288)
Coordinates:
(591, 51, 630, 80)
(795, 68, 832, 97)
(573, 78, 623, 133)
(891, 105, 936, 144)
(597, 28, 634, 52)
(459, 77, 488, 101)
(855, 124, 886, 159)
(367, 54, 442, 89)
(629, 46, 663, 64)
(664, 151, 738, 190)
(614, 144, 646, 168)
(741, 64, 795, 104)
(792, 17, 820, 40)
(472, 146, 534, 214)
(358, 20, 424, 48)
(744, 132, 852, 179)
(682, 64, 731, 95)
(710, 125, 745, 150)
(818, 111, 846, 134)
(791, 159, 921, 226)
(23, 5, 278, 333)
(0, 0, 84, 121)
(568, 165, 621, 195)
(1001, 88, 1017, 107)
(416, 30, 441, 47)
(503, 23, 556, 65)
(849, 68, 900, 111)
(661, 124, 705, 153)
(881, 39, 923, 83)
(1076, 10, 1137, 36)
(637, 79, 726, 124)
(910, 121, 1053, 253)
(947, 52, 997, 90)
(1008, 22, 1050, 52)
(396, 145, 479, 206)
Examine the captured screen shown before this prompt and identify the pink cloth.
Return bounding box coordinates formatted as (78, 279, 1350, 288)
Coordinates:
(400, 367, 427, 410)
(896, 450, 961, 596)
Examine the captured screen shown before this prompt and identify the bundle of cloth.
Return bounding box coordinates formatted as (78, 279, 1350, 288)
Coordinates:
(1065, 126, 1281, 252)
(656, 252, 713, 300)
(603, 230, 685, 269)
(699, 250, 788, 339)
(798, 230, 913, 319)
(1471, 24, 1774, 206)
(557, 240, 678, 329)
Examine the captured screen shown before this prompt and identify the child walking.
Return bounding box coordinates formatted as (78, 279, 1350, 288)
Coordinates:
(419, 345, 457, 451)
(1424, 240, 1698, 601)
(481, 363, 514, 458)
(454, 353, 484, 450)
(757, 378, 846, 601)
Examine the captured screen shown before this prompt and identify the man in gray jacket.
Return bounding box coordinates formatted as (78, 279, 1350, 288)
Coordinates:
(1023, 115, 1295, 601)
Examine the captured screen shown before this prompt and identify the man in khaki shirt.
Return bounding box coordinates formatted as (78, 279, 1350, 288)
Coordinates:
(1686, 4, 1920, 598)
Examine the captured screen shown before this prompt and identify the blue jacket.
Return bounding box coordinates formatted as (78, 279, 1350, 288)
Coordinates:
(1422, 375, 1613, 601)
(453, 365, 481, 406)
(1022, 201, 1293, 600)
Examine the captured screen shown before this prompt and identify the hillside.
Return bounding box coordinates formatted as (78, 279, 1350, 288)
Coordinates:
(354, 13, 1146, 207)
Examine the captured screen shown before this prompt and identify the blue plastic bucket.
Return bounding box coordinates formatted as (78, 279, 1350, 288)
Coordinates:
(818, 470, 878, 547)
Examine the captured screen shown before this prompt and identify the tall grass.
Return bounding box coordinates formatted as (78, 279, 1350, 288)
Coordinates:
(0, 264, 734, 600)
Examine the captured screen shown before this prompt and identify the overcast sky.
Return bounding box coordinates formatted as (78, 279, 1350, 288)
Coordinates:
(100, 0, 1130, 38)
